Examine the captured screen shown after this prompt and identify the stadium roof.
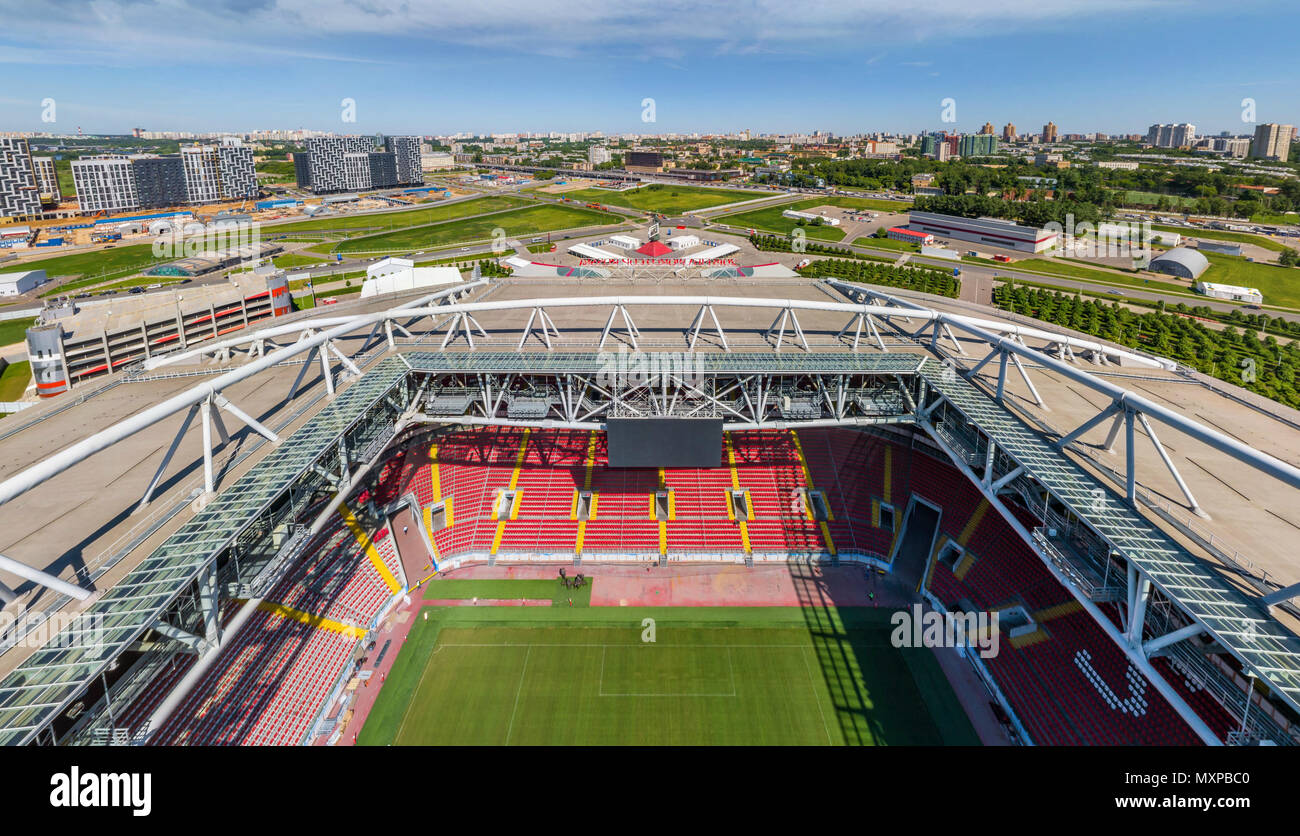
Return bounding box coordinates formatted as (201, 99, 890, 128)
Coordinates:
(0, 357, 409, 746)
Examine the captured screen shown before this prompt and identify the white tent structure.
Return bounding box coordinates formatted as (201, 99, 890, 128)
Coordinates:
(360, 258, 462, 299)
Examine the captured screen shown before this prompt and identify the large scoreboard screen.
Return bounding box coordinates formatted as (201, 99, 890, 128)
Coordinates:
(605, 418, 723, 468)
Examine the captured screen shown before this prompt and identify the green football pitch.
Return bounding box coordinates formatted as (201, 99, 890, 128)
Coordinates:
(359, 588, 979, 746)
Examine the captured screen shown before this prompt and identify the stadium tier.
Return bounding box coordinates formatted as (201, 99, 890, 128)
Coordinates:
(102, 425, 1239, 746)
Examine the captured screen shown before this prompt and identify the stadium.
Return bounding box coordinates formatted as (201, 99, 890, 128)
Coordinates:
(0, 254, 1298, 748)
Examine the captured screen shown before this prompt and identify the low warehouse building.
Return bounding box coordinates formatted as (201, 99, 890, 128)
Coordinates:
(907, 211, 1057, 253)
(1195, 281, 1262, 304)
(1148, 247, 1210, 280)
(0, 269, 46, 296)
(887, 227, 935, 246)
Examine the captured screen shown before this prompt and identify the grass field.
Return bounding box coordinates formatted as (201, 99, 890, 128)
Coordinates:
(331, 204, 621, 254)
(0, 317, 36, 346)
(852, 235, 920, 252)
(713, 196, 908, 243)
(1011, 257, 1190, 295)
(1202, 253, 1300, 308)
(1154, 224, 1289, 253)
(7, 244, 169, 296)
(712, 205, 846, 242)
(263, 196, 529, 237)
(1121, 190, 1199, 208)
(0, 360, 31, 401)
(359, 580, 977, 746)
(272, 253, 330, 269)
(560, 184, 759, 214)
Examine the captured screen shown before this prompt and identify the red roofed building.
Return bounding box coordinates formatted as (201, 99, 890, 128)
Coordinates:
(634, 240, 673, 257)
(887, 227, 935, 245)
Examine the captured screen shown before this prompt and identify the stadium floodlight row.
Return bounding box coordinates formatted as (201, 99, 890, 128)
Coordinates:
(0, 275, 1297, 745)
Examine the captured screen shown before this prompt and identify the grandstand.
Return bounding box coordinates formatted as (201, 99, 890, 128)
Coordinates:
(0, 265, 1298, 747)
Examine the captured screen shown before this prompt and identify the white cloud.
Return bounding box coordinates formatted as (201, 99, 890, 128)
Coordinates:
(0, 0, 1216, 66)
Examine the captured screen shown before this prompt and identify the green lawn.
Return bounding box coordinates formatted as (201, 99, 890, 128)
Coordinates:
(1249, 211, 1300, 225)
(1011, 257, 1190, 295)
(0, 317, 36, 346)
(0, 360, 30, 401)
(8, 245, 170, 296)
(713, 205, 846, 242)
(360, 592, 976, 747)
(821, 196, 914, 213)
(331, 204, 620, 254)
(272, 253, 330, 268)
(1154, 224, 1288, 253)
(262, 196, 530, 237)
(1201, 253, 1300, 308)
(1121, 190, 1199, 208)
(714, 196, 908, 243)
(853, 235, 919, 252)
(560, 184, 759, 214)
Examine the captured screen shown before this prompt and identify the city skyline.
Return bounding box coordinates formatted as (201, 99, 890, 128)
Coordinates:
(0, 0, 1295, 136)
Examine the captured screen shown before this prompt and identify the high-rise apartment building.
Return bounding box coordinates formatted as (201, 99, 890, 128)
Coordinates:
(367, 151, 399, 190)
(31, 156, 59, 202)
(0, 138, 44, 219)
(217, 139, 257, 199)
(1002, 123, 1016, 141)
(1042, 122, 1058, 142)
(296, 136, 376, 193)
(1252, 123, 1296, 162)
(181, 145, 222, 204)
(384, 136, 423, 186)
(1147, 123, 1196, 148)
(71, 155, 139, 214)
(959, 134, 998, 157)
(133, 155, 189, 209)
(295, 135, 423, 194)
(73, 141, 260, 215)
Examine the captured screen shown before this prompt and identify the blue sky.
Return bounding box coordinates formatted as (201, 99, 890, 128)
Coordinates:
(0, 0, 1296, 137)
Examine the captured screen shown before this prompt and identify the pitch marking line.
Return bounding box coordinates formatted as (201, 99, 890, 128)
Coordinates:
(802, 645, 834, 745)
(504, 645, 531, 745)
(394, 641, 445, 744)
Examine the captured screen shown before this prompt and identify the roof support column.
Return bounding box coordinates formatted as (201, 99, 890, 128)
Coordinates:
(995, 349, 1009, 402)
(136, 402, 200, 511)
(1010, 352, 1046, 409)
(1136, 412, 1206, 519)
(0, 554, 90, 601)
(1143, 622, 1204, 658)
(1125, 408, 1137, 505)
(199, 562, 220, 644)
(982, 440, 997, 489)
(200, 396, 216, 495)
(1056, 400, 1121, 450)
(288, 345, 321, 400)
(213, 393, 279, 444)
(319, 345, 335, 396)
